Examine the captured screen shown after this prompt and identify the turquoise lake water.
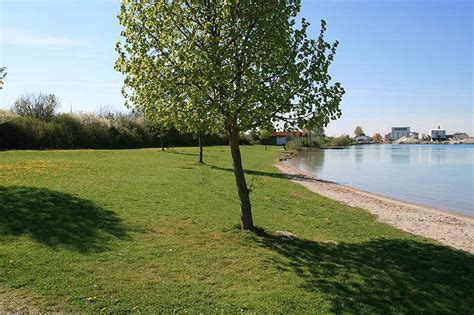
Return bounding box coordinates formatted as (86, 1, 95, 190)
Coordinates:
(286, 144, 474, 216)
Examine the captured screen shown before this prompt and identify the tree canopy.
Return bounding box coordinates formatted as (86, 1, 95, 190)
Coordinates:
(373, 133, 382, 143)
(12, 93, 60, 121)
(354, 126, 364, 137)
(115, 0, 344, 230)
(0, 67, 6, 90)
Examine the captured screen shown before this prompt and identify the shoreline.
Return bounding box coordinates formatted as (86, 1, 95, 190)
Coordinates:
(276, 162, 474, 253)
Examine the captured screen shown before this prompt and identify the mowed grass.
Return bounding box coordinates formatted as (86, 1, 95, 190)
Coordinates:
(0, 146, 472, 313)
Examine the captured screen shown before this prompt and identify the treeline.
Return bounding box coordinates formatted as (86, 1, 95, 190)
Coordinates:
(284, 134, 353, 150)
(1, 92, 350, 151)
(0, 93, 228, 150)
(310, 135, 353, 148)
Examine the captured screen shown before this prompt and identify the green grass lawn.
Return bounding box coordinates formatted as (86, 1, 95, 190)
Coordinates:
(0, 146, 472, 313)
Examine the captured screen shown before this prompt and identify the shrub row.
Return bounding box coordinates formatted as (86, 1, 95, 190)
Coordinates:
(0, 113, 228, 150)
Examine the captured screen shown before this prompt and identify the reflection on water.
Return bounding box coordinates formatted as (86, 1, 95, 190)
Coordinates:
(287, 144, 474, 216)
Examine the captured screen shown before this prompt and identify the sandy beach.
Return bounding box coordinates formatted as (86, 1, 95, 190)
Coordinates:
(276, 162, 474, 253)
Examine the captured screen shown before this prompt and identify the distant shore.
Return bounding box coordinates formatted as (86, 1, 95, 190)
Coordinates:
(373, 137, 474, 145)
(390, 138, 474, 145)
(276, 162, 474, 253)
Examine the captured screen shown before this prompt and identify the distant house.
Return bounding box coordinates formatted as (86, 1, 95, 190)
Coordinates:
(391, 127, 410, 140)
(429, 126, 447, 141)
(271, 131, 307, 145)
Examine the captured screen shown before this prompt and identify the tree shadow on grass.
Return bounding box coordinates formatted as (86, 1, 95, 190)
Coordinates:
(208, 164, 339, 187)
(206, 164, 289, 179)
(166, 150, 200, 157)
(166, 150, 216, 158)
(255, 230, 474, 314)
(0, 186, 128, 253)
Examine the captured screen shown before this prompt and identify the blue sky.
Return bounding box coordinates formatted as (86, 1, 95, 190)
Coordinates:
(0, 0, 472, 136)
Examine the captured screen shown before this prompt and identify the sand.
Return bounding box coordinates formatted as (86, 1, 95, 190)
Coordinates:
(276, 162, 474, 253)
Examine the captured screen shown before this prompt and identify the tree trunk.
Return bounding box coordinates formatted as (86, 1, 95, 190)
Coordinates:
(160, 136, 164, 151)
(228, 126, 254, 230)
(198, 134, 203, 164)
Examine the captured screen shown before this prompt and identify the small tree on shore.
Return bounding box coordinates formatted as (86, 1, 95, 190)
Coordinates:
(373, 133, 382, 143)
(115, 0, 344, 230)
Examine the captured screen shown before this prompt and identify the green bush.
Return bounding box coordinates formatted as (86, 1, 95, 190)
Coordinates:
(286, 139, 303, 150)
(0, 116, 55, 149)
(54, 114, 84, 148)
(328, 135, 352, 147)
(313, 135, 327, 148)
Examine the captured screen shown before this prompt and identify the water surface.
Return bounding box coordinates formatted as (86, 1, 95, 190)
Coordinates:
(286, 144, 473, 216)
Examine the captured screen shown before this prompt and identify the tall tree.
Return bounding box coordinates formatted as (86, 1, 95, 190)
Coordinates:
(354, 126, 364, 137)
(0, 67, 6, 90)
(115, 0, 344, 230)
(12, 93, 60, 121)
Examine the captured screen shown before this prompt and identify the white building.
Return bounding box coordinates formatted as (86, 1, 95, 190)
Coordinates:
(391, 127, 410, 140)
(429, 127, 447, 140)
(354, 135, 371, 142)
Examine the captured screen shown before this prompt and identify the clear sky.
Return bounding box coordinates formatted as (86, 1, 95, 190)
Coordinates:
(0, 0, 472, 136)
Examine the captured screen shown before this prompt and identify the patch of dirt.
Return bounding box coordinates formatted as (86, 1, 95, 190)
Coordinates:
(0, 288, 42, 314)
